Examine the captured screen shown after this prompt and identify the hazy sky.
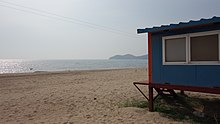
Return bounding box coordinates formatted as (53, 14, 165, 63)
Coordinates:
(0, 0, 220, 59)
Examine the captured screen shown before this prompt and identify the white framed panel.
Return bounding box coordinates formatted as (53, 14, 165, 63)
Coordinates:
(162, 35, 187, 65)
(162, 30, 220, 65)
(189, 31, 220, 64)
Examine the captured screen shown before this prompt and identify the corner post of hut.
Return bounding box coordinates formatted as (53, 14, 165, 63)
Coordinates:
(148, 32, 154, 112)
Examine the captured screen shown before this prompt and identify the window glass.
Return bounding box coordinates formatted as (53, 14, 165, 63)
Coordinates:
(190, 34, 218, 61)
(165, 37, 186, 62)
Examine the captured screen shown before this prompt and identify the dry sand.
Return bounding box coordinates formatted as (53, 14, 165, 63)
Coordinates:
(0, 68, 216, 124)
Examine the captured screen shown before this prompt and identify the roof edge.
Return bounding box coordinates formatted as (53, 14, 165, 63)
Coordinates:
(137, 16, 220, 34)
(137, 29, 149, 34)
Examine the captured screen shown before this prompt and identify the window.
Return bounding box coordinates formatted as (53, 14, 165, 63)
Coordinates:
(163, 30, 220, 65)
(165, 37, 186, 62)
(190, 34, 219, 61)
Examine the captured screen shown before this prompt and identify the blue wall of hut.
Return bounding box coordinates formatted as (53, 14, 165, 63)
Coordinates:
(151, 25, 220, 87)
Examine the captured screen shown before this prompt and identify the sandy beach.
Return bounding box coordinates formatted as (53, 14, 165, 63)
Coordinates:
(0, 68, 218, 124)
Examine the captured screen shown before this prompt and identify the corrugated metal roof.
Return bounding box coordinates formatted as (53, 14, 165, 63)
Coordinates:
(137, 16, 220, 34)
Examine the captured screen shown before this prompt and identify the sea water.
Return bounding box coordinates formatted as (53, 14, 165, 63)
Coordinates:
(0, 59, 147, 74)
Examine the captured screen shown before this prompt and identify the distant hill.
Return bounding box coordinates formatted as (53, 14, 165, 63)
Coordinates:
(109, 54, 148, 60)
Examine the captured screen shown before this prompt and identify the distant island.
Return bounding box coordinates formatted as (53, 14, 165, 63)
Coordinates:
(109, 54, 148, 60)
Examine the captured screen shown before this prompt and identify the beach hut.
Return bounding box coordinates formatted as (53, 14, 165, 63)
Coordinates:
(134, 16, 220, 111)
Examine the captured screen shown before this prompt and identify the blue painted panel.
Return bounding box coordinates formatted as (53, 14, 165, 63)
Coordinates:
(151, 34, 162, 82)
(196, 66, 220, 87)
(161, 65, 196, 86)
(151, 25, 220, 87)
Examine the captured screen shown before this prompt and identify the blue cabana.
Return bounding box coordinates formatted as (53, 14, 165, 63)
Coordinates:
(134, 17, 220, 111)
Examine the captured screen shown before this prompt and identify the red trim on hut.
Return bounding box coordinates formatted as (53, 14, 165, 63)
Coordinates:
(148, 33, 154, 111)
(148, 33, 152, 83)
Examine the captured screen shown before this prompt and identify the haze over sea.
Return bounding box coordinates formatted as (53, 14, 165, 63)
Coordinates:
(0, 59, 147, 74)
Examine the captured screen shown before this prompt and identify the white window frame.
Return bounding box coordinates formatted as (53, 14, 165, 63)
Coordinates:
(189, 30, 220, 64)
(162, 35, 188, 65)
(162, 30, 220, 65)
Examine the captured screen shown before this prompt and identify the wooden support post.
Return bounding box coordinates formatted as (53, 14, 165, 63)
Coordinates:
(149, 85, 154, 112)
(148, 32, 154, 112)
(180, 90, 185, 95)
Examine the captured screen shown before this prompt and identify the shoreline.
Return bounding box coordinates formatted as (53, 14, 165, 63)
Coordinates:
(0, 67, 146, 78)
(0, 59, 147, 75)
(0, 66, 147, 76)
